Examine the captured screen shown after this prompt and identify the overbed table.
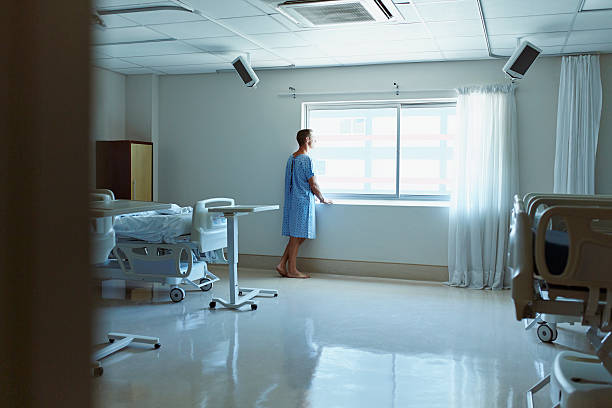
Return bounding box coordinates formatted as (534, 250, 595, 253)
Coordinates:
(207, 205, 279, 311)
(90, 199, 170, 376)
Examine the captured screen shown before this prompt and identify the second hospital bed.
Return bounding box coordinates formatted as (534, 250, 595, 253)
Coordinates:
(508, 193, 612, 407)
(92, 191, 233, 302)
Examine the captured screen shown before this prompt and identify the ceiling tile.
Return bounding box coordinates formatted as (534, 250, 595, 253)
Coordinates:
(184, 0, 266, 19)
(92, 48, 111, 58)
(249, 32, 310, 48)
(122, 52, 224, 66)
(220, 15, 291, 35)
(152, 20, 235, 39)
(436, 36, 486, 51)
(251, 59, 296, 68)
(211, 48, 281, 63)
(94, 58, 140, 69)
(567, 29, 612, 45)
(443, 50, 490, 60)
(270, 46, 325, 59)
(489, 31, 568, 49)
(493, 45, 563, 55)
(336, 51, 443, 64)
(185, 36, 260, 52)
(486, 14, 574, 36)
(121, 10, 205, 25)
(295, 23, 429, 46)
(582, 0, 612, 11)
(154, 63, 225, 74)
(395, 4, 422, 23)
(427, 20, 483, 37)
(94, 41, 201, 57)
(318, 38, 439, 56)
(563, 42, 612, 53)
(115, 67, 164, 75)
(573, 10, 612, 30)
(292, 57, 342, 67)
(415, 0, 480, 22)
(96, 14, 139, 28)
(482, 0, 581, 18)
(96, 0, 170, 8)
(93, 26, 168, 45)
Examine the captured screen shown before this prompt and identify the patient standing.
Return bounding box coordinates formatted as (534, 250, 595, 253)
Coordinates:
(277, 129, 332, 279)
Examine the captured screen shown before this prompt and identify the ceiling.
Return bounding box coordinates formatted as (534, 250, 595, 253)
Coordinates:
(92, 0, 612, 75)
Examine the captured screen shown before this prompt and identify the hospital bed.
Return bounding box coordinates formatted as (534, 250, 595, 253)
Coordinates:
(91, 190, 229, 302)
(508, 193, 612, 407)
(520, 193, 612, 342)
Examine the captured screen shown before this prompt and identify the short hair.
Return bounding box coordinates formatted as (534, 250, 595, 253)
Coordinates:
(296, 129, 312, 146)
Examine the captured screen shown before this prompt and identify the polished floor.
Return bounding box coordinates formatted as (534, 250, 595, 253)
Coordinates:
(92, 268, 592, 408)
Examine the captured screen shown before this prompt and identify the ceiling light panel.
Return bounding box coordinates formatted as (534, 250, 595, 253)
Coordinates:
(181, 0, 266, 19)
(481, 0, 581, 18)
(220, 15, 291, 34)
(573, 10, 612, 30)
(94, 41, 200, 57)
(120, 9, 205, 25)
(122, 52, 224, 66)
(93, 26, 168, 44)
(485, 14, 574, 36)
(152, 20, 235, 39)
(415, 0, 480, 22)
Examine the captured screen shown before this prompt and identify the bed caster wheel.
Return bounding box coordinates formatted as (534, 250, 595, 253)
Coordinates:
(154, 343, 161, 349)
(239, 291, 243, 296)
(199, 278, 213, 292)
(209, 301, 216, 309)
(108, 338, 115, 343)
(93, 366, 104, 377)
(250, 304, 257, 311)
(537, 324, 557, 343)
(170, 287, 185, 303)
(274, 293, 278, 297)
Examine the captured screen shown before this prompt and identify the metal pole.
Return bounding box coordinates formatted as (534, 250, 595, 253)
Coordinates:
(227, 214, 238, 304)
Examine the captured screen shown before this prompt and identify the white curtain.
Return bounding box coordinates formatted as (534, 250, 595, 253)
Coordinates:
(448, 84, 519, 289)
(553, 55, 602, 194)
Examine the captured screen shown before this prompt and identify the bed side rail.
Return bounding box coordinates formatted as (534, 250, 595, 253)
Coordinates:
(191, 198, 235, 253)
(509, 195, 538, 320)
(525, 194, 612, 222)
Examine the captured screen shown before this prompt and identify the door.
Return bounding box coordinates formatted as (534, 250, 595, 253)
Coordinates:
(130, 143, 152, 201)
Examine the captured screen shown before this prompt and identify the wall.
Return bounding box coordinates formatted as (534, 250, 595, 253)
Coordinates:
(157, 55, 612, 268)
(126, 74, 159, 199)
(91, 67, 125, 186)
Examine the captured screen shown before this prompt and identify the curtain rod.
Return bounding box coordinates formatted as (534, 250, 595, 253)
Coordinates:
(278, 88, 457, 98)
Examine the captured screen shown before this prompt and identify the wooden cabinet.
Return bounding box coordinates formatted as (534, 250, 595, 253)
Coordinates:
(96, 140, 153, 201)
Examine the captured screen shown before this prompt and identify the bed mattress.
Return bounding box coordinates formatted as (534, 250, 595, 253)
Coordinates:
(114, 204, 193, 243)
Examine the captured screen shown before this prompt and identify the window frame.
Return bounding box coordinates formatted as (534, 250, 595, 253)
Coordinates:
(303, 99, 456, 202)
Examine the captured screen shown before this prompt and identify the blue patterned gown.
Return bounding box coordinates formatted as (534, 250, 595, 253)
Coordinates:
(282, 154, 316, 239)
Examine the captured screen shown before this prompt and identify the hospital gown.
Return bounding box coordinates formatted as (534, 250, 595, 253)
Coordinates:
(282, 154, 316, 239)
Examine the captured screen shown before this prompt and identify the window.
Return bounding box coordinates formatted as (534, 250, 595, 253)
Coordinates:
(305, 101, 456, 200)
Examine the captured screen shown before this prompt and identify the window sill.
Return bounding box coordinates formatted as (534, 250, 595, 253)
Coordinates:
(318, 199, 450, 208)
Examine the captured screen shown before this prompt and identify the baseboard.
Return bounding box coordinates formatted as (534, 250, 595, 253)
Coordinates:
(210, 254, 448, 283)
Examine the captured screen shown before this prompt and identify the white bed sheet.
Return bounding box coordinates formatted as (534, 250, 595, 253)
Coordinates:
(114, 204, 193, 243)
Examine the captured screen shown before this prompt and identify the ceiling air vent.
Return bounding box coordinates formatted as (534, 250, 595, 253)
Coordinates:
(276, 0, 403, 27)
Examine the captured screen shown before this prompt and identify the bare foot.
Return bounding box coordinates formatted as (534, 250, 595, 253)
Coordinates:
(286, 270, 310, 279)
(276, 264, 288, 277)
